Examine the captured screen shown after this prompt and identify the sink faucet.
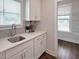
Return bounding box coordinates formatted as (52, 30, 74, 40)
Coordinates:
(9, 24, 16, 36)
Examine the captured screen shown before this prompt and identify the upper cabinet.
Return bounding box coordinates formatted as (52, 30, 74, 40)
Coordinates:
(25, 0, 40, 21)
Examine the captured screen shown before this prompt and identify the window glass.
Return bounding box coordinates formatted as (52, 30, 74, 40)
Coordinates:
(0, 0, 21, 25)
(57, 4, 72, 32)
(58, 19, 69, 32)
(3, 13, 20, 25)
(4, 0, 20, 13)
(58, 16, 70, 20)
(0, 0, 3, 11)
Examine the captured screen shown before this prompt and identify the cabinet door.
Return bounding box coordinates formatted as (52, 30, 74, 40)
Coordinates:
(25, 0, 40, 21)
(31, 0, 40, 21)
(41, 34, 46, 53)
(34, 37, 42, 59)
(23, 46, 33, 59)
(8, 52, 22, 59)
(0, 53, 5, 59)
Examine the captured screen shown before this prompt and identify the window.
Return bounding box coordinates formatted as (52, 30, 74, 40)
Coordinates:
(57, 4, 72, 32)
(0, 0, 21, 25)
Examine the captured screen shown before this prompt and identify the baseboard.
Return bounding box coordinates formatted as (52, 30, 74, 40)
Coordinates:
(46, 49, 57, 57)
(58, 37, 79, 44)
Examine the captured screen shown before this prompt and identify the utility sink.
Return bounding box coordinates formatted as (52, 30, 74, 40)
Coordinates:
(8, 36, 25, 43)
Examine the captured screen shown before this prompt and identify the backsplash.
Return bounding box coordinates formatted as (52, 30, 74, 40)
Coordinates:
(0, 28, 25, 39)
(0, 21, 39, 39)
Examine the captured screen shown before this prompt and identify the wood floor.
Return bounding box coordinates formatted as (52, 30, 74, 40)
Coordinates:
(39, 39, 79, 59)
(39, 52, 56, 59)
(58, 39, 79, 59)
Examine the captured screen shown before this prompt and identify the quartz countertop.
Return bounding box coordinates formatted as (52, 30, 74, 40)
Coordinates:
(0, 31, 46, 53)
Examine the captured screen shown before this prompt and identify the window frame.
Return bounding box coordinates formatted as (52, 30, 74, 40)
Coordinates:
(0, 0, 24, 29)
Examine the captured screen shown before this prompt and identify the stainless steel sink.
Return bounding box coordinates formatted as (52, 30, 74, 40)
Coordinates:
(8, 36, 25, 43)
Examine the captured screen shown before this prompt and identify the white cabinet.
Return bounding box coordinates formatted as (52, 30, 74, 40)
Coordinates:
(6, 40, 33, 59)
(25, 0, 40, 21)
(8, 52, 22, 59)
(0, 32, 47, 59)
(41, 34, 46, 54)
(23, 46, 33, 59)
(0, 52, 5, 59)
(9, 45, 33, 59)
(34, 37, 42, 59)
(34, 33, 46, 59)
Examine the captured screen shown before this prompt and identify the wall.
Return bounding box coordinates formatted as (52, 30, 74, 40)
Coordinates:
(58, 31, 79, 44)
(71, 0, 79, 33)
(36, 0, 57, 57)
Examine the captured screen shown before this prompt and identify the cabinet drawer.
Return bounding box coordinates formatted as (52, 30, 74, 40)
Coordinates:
(6, 39, 33, 59)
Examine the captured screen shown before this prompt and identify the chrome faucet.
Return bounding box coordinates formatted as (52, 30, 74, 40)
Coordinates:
(9, 24, 16, 36)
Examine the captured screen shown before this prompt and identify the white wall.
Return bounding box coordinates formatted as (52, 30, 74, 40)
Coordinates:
(58, 31, 79, 44)
(71, 0, 79, 33)
(36, 0, 57, 57)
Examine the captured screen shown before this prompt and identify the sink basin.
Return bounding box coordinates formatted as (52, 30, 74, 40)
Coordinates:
(8, 36, 25, 43)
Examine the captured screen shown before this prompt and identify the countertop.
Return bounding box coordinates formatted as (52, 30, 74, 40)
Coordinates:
(0, 31, 46, 53)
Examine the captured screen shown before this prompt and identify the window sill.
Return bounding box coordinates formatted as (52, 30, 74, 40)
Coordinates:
(0, 25, 24, 30)
(57, 30, 71, 33)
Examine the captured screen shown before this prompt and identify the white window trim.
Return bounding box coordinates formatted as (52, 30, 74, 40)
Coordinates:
(0, 25, 24, 30)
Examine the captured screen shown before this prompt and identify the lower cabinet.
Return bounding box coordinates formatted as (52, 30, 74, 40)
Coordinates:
(34, 37, 42, 59)
(34, 33, 46, 59)
(23, 45, 33, 59)
(0, 32, 47, 59)
(0, 52, 5, 59)
(8, 52, 22, 59)
(6, 39, 33, 59)
(9, 45, 33, 59)
(41, 34, 46, 54)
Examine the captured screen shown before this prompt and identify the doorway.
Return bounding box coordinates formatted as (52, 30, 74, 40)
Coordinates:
(57, 0, 79, 59)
